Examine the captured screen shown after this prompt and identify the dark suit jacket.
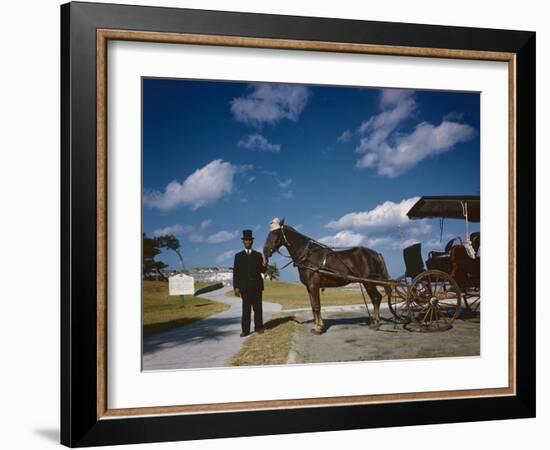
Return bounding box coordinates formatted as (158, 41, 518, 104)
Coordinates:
(233, 249, 267, 292)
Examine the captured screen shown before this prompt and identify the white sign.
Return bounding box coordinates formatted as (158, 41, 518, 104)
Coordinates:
(168, 274, 195, 296)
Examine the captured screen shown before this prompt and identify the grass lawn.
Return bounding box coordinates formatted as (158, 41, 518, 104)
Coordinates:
(143, 280, 229, 337)
(226, 280, 383, 310)
(227, 312, 299, 366)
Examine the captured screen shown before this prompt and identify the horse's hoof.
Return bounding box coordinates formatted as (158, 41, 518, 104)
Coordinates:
(310, 328, 323, 335)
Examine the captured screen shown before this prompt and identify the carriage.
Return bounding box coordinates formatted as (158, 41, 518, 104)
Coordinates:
(263, 195, 480, 334)
(387, 195, 480, 331)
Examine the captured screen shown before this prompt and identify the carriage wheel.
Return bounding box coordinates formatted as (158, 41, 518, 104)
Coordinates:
(388, 275, 410, 323)
(407, 270, 462, 332)
(463, 291, 480, 314)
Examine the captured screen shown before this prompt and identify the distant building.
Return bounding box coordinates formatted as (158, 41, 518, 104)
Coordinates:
(159, 266, 234, 286)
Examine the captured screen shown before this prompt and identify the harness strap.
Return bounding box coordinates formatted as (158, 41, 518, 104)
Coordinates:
(280, 225, 291, 248)
(275, 226, 381, 282)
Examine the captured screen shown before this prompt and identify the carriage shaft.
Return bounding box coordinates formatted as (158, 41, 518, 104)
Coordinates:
(316, 268, 401, 288)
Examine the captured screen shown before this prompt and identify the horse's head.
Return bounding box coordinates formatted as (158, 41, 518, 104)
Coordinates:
(263, 217, 287, 259)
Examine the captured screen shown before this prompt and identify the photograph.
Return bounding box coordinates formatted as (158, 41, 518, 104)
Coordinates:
(57, 1, 536, 446)
(141, 78, 481, 371)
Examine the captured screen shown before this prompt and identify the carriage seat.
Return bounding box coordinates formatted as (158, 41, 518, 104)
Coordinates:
(426, 237, 459, 273)
(426, 232, 480, 275)
(403, 242, 425, 279)
(427, 237, 459, 258)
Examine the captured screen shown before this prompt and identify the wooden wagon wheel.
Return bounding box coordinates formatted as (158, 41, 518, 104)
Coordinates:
(462, 290, 480, 314)
(407, 270, 462, 332)
(388, 275, 410, 323)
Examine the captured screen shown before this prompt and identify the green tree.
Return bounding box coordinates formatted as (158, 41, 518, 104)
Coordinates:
(157, 234, 185, 270)
(142, 233, 169, 279)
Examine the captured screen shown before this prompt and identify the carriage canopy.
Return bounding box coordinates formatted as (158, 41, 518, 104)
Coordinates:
(406, 195, 480, 223)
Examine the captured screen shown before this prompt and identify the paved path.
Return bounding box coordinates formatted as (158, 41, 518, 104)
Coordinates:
(288, 304, 480, 364)
(143, 286, 282, 370)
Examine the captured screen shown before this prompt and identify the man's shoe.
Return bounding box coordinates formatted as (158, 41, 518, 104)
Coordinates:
(240, 332, 250, 337)
(255, 328, 265, 334)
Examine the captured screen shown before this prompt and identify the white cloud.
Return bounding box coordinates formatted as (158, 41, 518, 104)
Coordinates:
(318, 232, 390, 249)
(443, 111, 464, 121)
(355, 93, 416, 154)
(216, 249, 237, 263)
(236, 163, 254, 173)
(152, 224, 193, 237)
(143, 159, 236, 211)
(200, 219, 213, 229)
(326, 197, 420, 230)
(337, 88, 477, 177)
(379, 89, 414, 108)
(407, 221, 433, 236)
(263, 170, 292, 189)
(189, 234, 205, 243)
(189, 230, 238, 244)
(390, 238, 420, 250)
(262, 170, 293, 200)
(230, 83, 310, 126)
(364, 236, 392, 248)
(278, 179, 292, 189)
(356, 120, 477, 177)
(319, 230, 365, 247)
(238, 134, 281, 152)
(326, 197, 433, 240)
(337, 130, 352, 142)
(324, 195, 445, 252)
(336, 90, 415, 145)
(207, 230, 238, 244)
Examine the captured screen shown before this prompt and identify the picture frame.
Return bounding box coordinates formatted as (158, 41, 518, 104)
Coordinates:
(60, 1, 536, 447)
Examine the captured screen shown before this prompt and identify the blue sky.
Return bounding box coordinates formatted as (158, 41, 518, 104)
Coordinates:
(142, 78, 480, 280)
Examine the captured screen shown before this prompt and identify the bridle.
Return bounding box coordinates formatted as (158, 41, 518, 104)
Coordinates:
(279, 224, 292, 248)
(266, 224, 295, 270)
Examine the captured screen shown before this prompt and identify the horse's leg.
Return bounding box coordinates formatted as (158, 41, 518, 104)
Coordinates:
(316, 286, 325, 332)
(366, 285, 382, 330)
(305, 285, 317, 330)
(306, 282, 323, 334)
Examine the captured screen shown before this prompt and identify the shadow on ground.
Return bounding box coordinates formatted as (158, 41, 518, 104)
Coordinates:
(264, 315, 301, 330)
(143, 316, 241, 354)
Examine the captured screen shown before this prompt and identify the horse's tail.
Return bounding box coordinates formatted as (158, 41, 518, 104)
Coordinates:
(375, 251, 390, 279)
(375, 251, 392, 298)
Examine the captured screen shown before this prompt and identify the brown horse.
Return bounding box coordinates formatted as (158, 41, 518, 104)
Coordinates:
(263, 218, 391, 334)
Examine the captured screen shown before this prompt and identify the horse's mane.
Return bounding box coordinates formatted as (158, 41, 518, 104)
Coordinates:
(284, 224, 314, 243)
(271, 218, 364, 251)
(285, 224, 352, 251)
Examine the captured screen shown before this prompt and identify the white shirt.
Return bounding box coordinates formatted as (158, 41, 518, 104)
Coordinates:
(245, 249, 252, 255)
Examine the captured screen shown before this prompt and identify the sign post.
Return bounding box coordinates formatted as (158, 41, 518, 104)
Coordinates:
(168, 273, 195, 307)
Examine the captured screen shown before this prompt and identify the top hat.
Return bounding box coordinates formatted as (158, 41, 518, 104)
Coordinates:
(241, 229, 254, 240)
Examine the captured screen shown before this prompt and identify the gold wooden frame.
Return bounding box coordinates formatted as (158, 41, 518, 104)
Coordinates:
(96, 29, 516, 420)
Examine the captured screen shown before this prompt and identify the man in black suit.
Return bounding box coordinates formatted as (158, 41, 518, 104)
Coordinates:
(233, 229, 268, 337)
